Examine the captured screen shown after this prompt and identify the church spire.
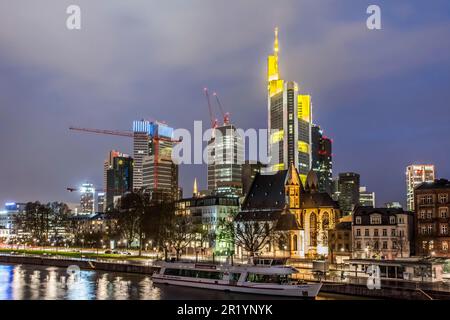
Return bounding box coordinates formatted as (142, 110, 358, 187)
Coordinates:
(193, 177, 198, 197)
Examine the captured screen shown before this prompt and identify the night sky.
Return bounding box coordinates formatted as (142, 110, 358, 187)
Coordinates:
(1, 0, 449, 208)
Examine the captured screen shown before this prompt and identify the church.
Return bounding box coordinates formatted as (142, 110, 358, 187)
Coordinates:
(236, 163, 341, 259)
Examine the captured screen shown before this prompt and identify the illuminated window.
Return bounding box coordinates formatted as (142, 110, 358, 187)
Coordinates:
(439, 207, 448, 218)
(419, 210, 426, 219)
(427, 225, 433, 234)
(441, 224, 448, 235)
(442, 241, 449, 252)
(355, 217, 362, 225)
(390, 216, 396, 224)
(370, 214, 381, 225)
(420, 195, 433, 205)
(438, 194, 448, 204)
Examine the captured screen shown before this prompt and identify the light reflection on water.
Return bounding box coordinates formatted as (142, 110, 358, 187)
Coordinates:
(0, 263, 352, 300)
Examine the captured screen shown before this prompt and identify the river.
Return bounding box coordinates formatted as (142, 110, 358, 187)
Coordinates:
(0, 263, 359, 300)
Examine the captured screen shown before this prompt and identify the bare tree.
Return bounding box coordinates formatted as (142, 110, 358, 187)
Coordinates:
(234, 221, 276, 259)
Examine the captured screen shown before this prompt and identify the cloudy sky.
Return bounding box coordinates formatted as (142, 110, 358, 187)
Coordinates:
(1, 0, 449, 207)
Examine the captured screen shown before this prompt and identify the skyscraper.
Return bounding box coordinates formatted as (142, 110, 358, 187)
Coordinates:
(338, 172, 360, 216)
(105, 151, 133, 211)
(80, 183, 95, 214)
(359, 186, 376, 207)
(133, 120, 152, 190)
(267, 28, 312, 182)
(406, 164, 435, 211)
(207, 122, 243, 196)
(133, 120, 179, 200)
(241, 161, 264, 196)
(311, 125, 332, 194)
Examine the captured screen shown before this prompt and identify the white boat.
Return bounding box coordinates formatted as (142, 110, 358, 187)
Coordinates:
(151, 258, 322, 298)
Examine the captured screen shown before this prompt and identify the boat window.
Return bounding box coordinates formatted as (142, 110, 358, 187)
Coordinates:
(164, 268, 223, 280)
(246, 273, 290, 284)
(230, 273, 241, 281)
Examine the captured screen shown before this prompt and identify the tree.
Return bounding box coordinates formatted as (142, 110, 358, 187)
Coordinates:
(234, 220, 276, 260)
(112, 192, 144, 252)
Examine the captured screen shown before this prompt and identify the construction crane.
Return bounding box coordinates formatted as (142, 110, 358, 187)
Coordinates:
(69, 127, 133, 138)
(203, 88, 218, 129)
(69, 124, 181, 190)
(212, 92, 230, 125)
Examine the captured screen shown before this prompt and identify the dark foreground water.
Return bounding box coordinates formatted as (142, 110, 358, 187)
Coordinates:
(0, 263, 359, 300)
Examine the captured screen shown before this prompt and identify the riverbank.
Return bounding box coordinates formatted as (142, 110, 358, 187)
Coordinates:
(1, 254, 449, 300)
(0, 253, 159, 275)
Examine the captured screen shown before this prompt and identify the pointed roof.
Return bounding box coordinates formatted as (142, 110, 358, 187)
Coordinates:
(286, 162, 302, 186)
(275, 207, 301, 231)
(305, 170, 319, 192)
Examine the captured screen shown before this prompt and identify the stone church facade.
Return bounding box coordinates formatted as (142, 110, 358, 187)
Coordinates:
(236, 163, 341, 259)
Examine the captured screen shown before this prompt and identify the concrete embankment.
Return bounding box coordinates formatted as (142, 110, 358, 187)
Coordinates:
(0, 254, 159, 275)
(321, 282, 450, 300)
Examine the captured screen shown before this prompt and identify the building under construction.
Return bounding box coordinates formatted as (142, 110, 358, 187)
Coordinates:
(70, 119, 180, 203)
(133, 120, 179, 201)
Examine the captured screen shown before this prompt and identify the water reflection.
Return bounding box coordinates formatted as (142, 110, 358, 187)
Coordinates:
(0, 263, 349, 300)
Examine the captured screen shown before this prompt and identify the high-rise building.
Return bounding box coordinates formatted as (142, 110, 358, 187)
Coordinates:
(133, 120, 179, 201)
(143, 154, 178, 201)
(105, 151, 133, 211)
(331, 177, 340, 202)
(97, 193, 105, 213)
(241, 161, 264, 196)
(80, 183, 95, 214)
(406, 164, 435, 211)
(267, 28, 312, 182)
(338, 172, 360, 216)
(133, 120, 153, 190)
(311, 125, 332, 194)
(207, 122, 243, 196)
(359, 186, 376, 207)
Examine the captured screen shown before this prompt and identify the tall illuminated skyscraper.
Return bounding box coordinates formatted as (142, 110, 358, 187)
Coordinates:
(267, 28, 312, 181)
(207, 122, 243, 196)
(406, 164, 435, 211)
(311, 125, 332, 194)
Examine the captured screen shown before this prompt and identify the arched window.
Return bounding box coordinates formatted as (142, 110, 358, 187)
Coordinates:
(322, 212, 329, 246)
(322, 212, 329, 230)
(293, 234, 298, 251)
(310, 213, 317, 246)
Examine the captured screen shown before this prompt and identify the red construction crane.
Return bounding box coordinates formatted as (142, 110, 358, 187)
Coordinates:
(212, 92, 230, 125)
(69, 124, 181, 191)
(203, 88, 218, 129)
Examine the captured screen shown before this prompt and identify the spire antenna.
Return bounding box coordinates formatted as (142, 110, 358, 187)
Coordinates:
(274, 27, 279, 56)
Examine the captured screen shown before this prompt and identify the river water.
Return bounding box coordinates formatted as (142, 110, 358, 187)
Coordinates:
(0, 263, 357, 300)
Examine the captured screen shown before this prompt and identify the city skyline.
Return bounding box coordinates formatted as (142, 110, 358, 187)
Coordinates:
(1, 1, 450, 207)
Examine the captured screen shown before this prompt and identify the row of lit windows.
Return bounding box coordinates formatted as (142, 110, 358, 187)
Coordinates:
(355, 228, 404, 237)
(419, 224, 448, 235)
(419, 194, 449, 205)
(355, 241, 398, 250)
(355, 215, 404, 225)
(422, 240, 449, 252)
(418, 207, 449, 219)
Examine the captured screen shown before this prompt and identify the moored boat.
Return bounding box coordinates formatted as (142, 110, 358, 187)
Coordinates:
(151, 258, 322, 298)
